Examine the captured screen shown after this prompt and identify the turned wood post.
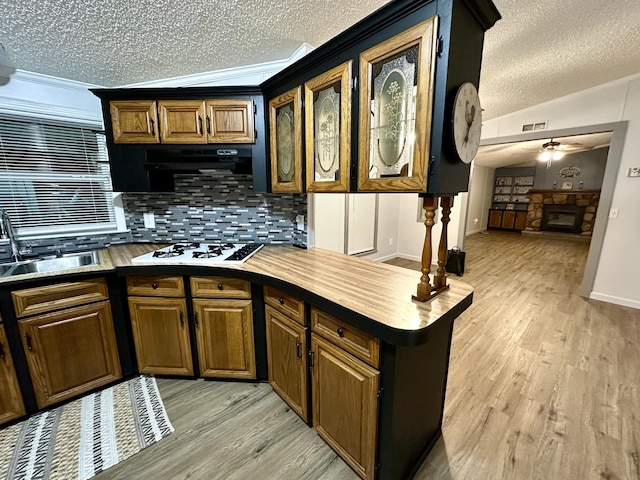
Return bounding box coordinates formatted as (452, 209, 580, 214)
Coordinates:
(413, 196, 439, 302)
(434, 196, 454, 290)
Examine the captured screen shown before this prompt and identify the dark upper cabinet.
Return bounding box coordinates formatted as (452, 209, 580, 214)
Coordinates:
(92, 0, 499, 195)
(262, 0, 500, 194)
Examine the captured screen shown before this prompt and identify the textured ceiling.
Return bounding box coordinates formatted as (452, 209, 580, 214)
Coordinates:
(1, 0, 639, 120)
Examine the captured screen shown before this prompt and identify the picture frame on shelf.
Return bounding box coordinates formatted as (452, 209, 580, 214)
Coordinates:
(493, 194, 511, 202)
(269, 86, 303, 193)
(513, 186, 531, 194)
(562, 181, 573, 190)
(357, 17, 438, 192)
(304, 60, 352, 192)
(495, 176, 512, 186)
(494, 186, 511, 194)
(513, 176, 534, 186)
(505, 203, 515, 210)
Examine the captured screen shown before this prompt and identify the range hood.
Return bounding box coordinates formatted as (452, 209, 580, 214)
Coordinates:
(143, 145, 252, 191)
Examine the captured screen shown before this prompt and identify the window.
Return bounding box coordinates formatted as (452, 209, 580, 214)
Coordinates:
(0, 115, 118, 238)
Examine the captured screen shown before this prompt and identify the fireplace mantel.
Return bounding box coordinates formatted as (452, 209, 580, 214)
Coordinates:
(528, 189, 601, 194)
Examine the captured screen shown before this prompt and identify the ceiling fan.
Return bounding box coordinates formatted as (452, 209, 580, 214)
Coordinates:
(530, 138, 592, 168)
(0, 43, 16, 86)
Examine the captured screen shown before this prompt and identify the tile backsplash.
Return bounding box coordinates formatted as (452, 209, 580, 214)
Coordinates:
(123, 174, 307, 245)
(0, 174, 307, 261)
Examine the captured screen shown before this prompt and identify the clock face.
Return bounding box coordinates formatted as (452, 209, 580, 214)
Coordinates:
(452, 82, 482, 164)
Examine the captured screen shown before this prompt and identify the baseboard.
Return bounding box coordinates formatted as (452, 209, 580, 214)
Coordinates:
(465, 227, 486, 236)
(371, 253, 400, 263)
(589, 292, 640, 310)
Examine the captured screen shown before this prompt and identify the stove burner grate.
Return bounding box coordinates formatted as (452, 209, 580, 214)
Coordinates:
(207, 243, 235, 251)
(192, 249, 223, 259)
(153, 249, 184, 258)
(173, 242, 200, 250)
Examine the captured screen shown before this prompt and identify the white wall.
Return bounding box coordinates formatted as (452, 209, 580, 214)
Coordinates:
(480, 72, 640, 309)
(466, 164, 495, 235)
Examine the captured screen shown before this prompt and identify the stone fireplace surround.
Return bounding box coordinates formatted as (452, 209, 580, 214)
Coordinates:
(525, 189, 600, 235)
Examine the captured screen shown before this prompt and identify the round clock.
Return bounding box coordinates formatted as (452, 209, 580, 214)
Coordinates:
(452, 82, 482, 164)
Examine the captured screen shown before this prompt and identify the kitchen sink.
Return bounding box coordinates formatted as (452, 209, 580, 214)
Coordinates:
(0, 251, 100, 277)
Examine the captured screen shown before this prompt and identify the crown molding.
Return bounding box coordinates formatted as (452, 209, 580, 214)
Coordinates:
(0, 95, 103, 125)
(118, 43, 315, 88)
(9, 69, 101, 91)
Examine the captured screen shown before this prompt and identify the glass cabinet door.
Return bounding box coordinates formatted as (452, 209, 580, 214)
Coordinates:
(304, 60, 352, 192)
(357, 17, 438, 192)
(269, 86, 303, 193)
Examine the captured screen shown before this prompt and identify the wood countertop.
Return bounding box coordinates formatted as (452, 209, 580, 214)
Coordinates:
(1, 244, 473, 345)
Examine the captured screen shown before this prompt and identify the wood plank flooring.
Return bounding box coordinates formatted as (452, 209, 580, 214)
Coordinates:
(96, 231, 640, 480)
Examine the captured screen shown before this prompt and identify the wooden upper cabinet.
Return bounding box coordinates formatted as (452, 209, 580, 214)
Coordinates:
(19, 301, 121, 409)
(158, 100, 207, 144)
(193, 299, 256, 379)
(265, 306, 308, 421)
(110, 100, 160, 144)
(206, 99, 255, 143)
(311, 333, 379, 480)
(269, 86, 304, 193)
(357, 17, 438, 192)
(0, 324, 26, 425)
(128, 297, 193, 376)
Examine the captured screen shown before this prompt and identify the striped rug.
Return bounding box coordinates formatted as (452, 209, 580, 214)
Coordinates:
(0, 376, 174, 480)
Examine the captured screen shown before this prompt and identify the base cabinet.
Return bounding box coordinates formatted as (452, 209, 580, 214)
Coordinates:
(19, 301, 121, 409)
(128, 297, 193, 376)
(311, 333, 379, 480)
(0, 324, 25, 425)
(265, 305, 308, 421)
(193, 299, 256, 379)
(488, 209, 528, 231)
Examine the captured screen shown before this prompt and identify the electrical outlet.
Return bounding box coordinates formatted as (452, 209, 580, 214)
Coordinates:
(388, 238, 393, 246)
(295, 215, 305, 230)
(143, 212, 155, 228)
(609, 208, 619, 219)
(628, 167, 640, 177)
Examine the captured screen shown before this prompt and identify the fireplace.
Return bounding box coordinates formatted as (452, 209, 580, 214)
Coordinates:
(541, 205, 585, 234)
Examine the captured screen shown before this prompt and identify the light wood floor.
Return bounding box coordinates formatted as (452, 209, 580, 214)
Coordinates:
(96, 231, 640, 479)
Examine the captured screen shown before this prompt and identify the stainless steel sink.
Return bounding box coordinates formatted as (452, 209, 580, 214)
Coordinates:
(0, 251, 100, 277)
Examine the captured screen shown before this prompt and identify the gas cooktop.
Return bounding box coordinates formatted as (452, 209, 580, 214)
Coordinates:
(131, 242, 264, 265)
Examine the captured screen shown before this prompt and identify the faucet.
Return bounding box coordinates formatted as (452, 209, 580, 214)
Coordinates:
(0, 209, 20, 262)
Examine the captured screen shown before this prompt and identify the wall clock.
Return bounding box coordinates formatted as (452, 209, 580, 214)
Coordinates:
(452, 82, 482, 164)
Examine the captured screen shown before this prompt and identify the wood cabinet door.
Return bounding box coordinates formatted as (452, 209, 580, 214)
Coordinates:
(514, 210, 528, 230)
(110, 100, 159, 144)
(206, 99, 255, 143)
(488, 209, 503, 228)
(19, 301, 121, 409)
(128, 297, 193, 376)
(0, 325, 25, 425)
(265, 306, 308, 421)
(158, 100, 207, 144)
(311, 333, 379, 480)
(193, 299, 256, 379)
(501, 210, 516, 229)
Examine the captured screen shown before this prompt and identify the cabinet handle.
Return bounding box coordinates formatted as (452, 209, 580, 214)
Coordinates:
(279, 297, 285, 305)
(25, 334, 33, 351)
(308, 351, 314, 370)
(194, 312, 199, 328)
(149, 118, 155, 136)
(337, 327, 344, 338)
(179, 310, 184, 327)
(0, 342, 5, 359)
(198, 115, 203, 134)
(296, 341, 302, 361)
(152, 282, 158, 289)
(218, 283, 224, 290)
(206, 116, 211, 134)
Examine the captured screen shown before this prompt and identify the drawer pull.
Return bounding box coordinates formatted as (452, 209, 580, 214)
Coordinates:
(296, 341, 302, 361)
(25, 334, 33, 351)
(337, 327, 345, 338)
(149, 118, 155, 136)
(279, 297, 285, 305)
(152, 283, 158, 289)
(197, 115, 203, 135)
(0, 342, 5, 359)
(194, 312, 199, 328)
(218, 284, 224, 290)
(206, 115, 211, 134)
(179, 310, 184, 327)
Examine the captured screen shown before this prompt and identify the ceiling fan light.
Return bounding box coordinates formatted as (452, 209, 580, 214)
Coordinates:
(552, 151, 564, 160)
(539, 151, 551, 162)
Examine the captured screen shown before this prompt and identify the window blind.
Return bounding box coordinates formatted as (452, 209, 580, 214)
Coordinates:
(0, 116, 117, 237)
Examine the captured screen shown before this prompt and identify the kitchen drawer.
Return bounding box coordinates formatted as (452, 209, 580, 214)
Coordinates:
(311, 307, 380, 368)
(264, 286, 305, 325)
(12, 278, 109, 318)
(190, 276, 251, 299)
(126, 275, 185, 297)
